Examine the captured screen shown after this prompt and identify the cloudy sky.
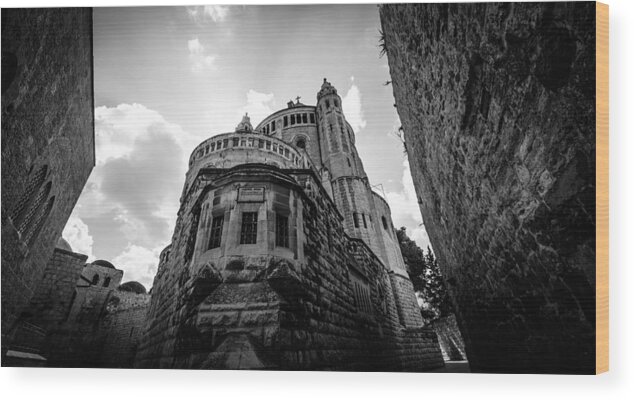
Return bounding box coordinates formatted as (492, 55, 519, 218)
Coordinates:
(63, 4, 432, 288)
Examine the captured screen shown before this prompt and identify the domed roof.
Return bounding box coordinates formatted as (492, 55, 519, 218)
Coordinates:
(118, 281, 147, 294)
(92, 259, 116, 269)
(56, 237, 73, 252)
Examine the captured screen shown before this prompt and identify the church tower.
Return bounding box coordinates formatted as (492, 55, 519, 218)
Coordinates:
(315, 79, 388, 264)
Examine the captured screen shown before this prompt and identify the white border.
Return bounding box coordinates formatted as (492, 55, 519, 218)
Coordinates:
(1, 1, 632, 399)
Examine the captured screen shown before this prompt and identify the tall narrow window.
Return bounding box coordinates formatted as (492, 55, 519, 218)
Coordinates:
(208, 216, 224, 249)
(290, 115, 295, 125)
(353, 212, 359, 228)
(275, 214, 289, 248)
(24, 194, 54, 245)
(18, 181, 51, 236)
(284, 116, 288, 127)
(334, 99, 339, 108)
(91, 274, 99, 285)
(11, 165, 47, 226)
(362, 213, 367, 228)
(240, 212, 258, 244)
(302, 114, 307, 124)
(382, 216, 388, 230)
(310, 113, 315, 124)
(325, 99, 330, 108)
(271, 120, 276, 131)
(103, 277, 111, 287)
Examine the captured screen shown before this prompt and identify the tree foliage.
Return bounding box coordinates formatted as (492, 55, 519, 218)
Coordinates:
(396, 227, 452, 321)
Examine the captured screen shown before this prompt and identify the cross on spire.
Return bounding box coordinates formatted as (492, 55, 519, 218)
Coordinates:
(295, 96, 301, 103)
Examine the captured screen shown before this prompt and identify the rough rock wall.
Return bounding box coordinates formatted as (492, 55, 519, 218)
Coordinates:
(380, 2, 596, 373)
(1, 8, 94, 350)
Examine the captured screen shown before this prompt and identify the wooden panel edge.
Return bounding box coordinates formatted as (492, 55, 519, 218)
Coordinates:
(595, 0, 609, 375)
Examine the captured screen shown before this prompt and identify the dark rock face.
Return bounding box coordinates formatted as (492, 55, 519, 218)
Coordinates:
(380, 2, 596, 373)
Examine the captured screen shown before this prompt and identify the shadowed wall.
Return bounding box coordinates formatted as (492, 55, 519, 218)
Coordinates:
(380, 2, 596, 373)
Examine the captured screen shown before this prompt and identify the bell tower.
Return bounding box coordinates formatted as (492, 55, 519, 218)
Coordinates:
(315, 79, 387, 262)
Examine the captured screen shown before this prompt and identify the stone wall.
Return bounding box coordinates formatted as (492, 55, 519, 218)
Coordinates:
(136, 165, 444, 370)
(9, 248, 87, 363)
(99, 291, 150, 368)
(1, 8, 95, 355)
(432, 314, 467, 361)
(380, 3, 596, 373)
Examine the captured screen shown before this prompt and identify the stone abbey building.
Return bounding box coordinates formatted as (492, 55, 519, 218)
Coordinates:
(136, 79, 444, 370)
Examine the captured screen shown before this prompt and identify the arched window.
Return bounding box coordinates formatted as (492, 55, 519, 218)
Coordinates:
(103, 277, 111, 287)
(24, 195, 55, 245)
(11, 165, 48, 226)
(91, 274, 99, 285)
(18, 181, 51, 238)
(382, 216, 388, 230)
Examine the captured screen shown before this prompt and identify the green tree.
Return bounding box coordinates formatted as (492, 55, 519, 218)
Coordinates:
(396, 227, 452, 321)
(396, 227, 426, 292)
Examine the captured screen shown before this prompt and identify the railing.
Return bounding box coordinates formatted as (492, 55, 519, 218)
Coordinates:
(189, 132, 313, 171)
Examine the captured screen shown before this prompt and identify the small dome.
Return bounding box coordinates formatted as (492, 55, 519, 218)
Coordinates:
(56, 237, 73, 252)
(92, 259, 116, 269)
(118, 281, 147, 294)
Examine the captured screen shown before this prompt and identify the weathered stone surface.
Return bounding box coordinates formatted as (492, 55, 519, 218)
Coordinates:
(380, 3, 596, 373)
(99, 290, 151, 368)
(1, 8, 95, 359)
(432, 314, 467, 361)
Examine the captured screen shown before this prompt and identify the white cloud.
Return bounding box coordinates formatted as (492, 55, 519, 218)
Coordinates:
(187, 37, 204, 54)
(385, 159, 433, 251)
(62, 214, 95, 261)
(186, 5, 230, 24)
(187, 37, 216, 73)
(238, 89, 275, 127)
(112, 244, 163, 289)
(67, 103, 200, 272)
(342, 77, 367, 133)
